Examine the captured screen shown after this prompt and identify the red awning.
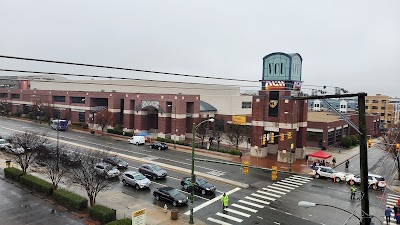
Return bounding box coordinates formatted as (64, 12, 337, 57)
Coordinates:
(307, 150, 332, 159)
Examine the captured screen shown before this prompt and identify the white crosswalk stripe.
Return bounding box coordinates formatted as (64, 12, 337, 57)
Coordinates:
(277, 181, 300, 188)
(281, 179, 303, 186)
(271, 183, 295, 190)
(231, 203, 258, 213)
(223, 208, 251, 217)
(388, 196, 399, 200)
(388, 193, 400, 198)
(245, 196, 270, 205)
(216, 212, 243, 223)
(251, 193, 276, 201)
(238, 200, 264, 208)
(207, 217, 232, 225)
(265, 186, 289, 194)
(292, 175, 313, 180)
(257, 190, 281, 198)
(285, 177, 308, 184)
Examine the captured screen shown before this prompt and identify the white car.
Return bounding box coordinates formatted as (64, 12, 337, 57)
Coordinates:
(314, 166, 350, 182)
(94, 163, 120, 179)
(345, 173, 386, 190)
(0, 139, 11, 150)
(5, 145, 25, 155)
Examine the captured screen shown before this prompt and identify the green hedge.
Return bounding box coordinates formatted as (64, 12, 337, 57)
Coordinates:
(89, 205, 116, 224)
(349, 135, 359, 146)
(4, 167, 24, 181)
(123, 132, 133, 137)
(19, 175, 53, 195)
(107, 129, 123, 135)
(105, 218, 132, 225)
(54, 189, 88, 210)
(341, 136, 352, 148)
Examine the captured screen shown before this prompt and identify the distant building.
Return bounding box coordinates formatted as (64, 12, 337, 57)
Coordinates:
(366, 94, 399, 127)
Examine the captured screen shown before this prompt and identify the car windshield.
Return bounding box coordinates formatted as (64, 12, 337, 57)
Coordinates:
(0, 140, 7, 144)
(114, 158, 123, 163)
(197, 179, 207, 185)
(168, 189, 180, 197)
(151, 165, 162, 171)
(376, 177, 385, 181)
(134, 174, 146, 180)
(105, 165, 114, 171)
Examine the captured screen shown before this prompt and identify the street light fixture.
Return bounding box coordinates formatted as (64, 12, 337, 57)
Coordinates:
(189, 118, 214, 224)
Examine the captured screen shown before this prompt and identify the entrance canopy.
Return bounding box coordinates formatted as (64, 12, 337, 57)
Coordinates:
(308, 150, 332, 159)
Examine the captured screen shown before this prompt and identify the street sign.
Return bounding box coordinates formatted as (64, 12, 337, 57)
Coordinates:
(232, 116, 246, 125)
(132, 208, 146, 225)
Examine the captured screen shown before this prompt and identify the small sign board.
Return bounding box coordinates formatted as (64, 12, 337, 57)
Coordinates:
(132, 208, 146, 225)
(232, 116, 246, 125)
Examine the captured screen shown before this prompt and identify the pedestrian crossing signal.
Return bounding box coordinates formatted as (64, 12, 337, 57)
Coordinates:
(243, 161, 249, 175)
(262, 134, 266, 145)
(270, 132, 275, 143)
(280, 133, 285, 141)
(368, 139, 372, 148)
(396, 143, 400, 151)
(287, 132, 292, 140)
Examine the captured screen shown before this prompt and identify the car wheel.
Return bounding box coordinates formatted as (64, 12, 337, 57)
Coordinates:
(335, 177, 341, 183)
(155, 195, 160, 200)
(350, 180, 355, 185)
(122, 180, 127, 186)
(135, 184, 140, 190)
(158, 147, 161, 150)
(153, 174, 157, 180)
(173, 201, 177, 207)
(201, 189, 206, 195)
(136, 142, 139, 145)
(315, 174, 320, 179)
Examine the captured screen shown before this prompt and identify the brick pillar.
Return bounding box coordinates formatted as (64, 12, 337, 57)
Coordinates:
(134, 111, 148, 131)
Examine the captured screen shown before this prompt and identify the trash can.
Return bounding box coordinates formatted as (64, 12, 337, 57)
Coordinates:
(5, 160, 11, 168)
(171, 209, 178, 220)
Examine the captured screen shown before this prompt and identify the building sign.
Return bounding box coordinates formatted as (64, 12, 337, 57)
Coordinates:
(265, 81, 285, 90)
(268, 91, 279, 117)
(132, 208, 146, 225)
(232, 116, 246, 125)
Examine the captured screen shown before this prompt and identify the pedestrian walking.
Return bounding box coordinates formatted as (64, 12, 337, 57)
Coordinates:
(396, 213, 400, 224)
(332, 157, 336, 167)
(395, 206, 398, 220)
(350, 185, 357, 200)
(345, 159, 350, 172)
(239, 151, 243, 159)
(221, 193, 229, 210)
(386, 206, 392, 223)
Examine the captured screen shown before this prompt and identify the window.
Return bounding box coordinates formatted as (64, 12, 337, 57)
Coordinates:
(366, 100, 369, 103)
(372, 100, 378, 103)
(11, 94, 20, 99)
(381, 113, 385, 116)
(78, 112, 85, 122)
(53, 96, 65, 102)
(372, 106, 378, 109)
(328, 131, 334, 145)
(0, 93, 7, 98)
(242, 102, 252, 108)
(382, 100, 387, 104)
(365, 106, 368, 109)
(381, 107, 385, 110)
(71, 97, 85, 104)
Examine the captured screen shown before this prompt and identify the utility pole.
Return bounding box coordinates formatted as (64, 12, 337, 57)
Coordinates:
(358, 93, 370, 225)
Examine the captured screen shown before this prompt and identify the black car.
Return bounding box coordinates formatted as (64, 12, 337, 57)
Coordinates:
(103, 157, 128, 169)
(139, 163, 167, 180)
(60, 150, 81, 166)
(149, 142, 168, 150)
(153, 187, 188, 206)
(180, 177, 216, 195)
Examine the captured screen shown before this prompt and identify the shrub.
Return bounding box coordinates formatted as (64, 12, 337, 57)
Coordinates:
(123, 131, 133, 137)
(54, 189, 88, 210)
(349, 135, 359, 146)
(4, 167, 24, 181)
(114, 124, 123, 131)
(14, 111, 22, 117)
(27, 112, 35, 120)
(107, 129, 123, 135)
(19, 175, 53, 195)
(177, 141, 185, 145)
(341, 136, 352, 148)
(71, 122, 84, 127)
(89, 205, 116, 224)
(82, 123, 89, 129)
(106, 218, 132, 225)
(157, 137, 166, 142)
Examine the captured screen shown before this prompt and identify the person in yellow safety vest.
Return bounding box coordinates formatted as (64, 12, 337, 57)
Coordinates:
(221, 193, 229, 210)
(350, 185, 357, 200)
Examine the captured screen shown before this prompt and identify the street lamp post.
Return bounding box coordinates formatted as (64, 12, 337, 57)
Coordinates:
(189, 118, 214, 224)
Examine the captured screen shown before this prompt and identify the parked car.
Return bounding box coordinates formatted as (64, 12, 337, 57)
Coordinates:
(0, 139, 11, 150)
(153, 186, 188, 206)
(345, 173, 386, 190)
(121, 171, 151, 190)
(149, 142, 168, 150)
(60, 150, 81, 165)
(5, 145, 25, 155)
(94, 163, 120, 179)
(139, 163, 167, 180)
(180, 177, 216, 195)
(103, 157, 128, 169)
(314, 166, 350, 182)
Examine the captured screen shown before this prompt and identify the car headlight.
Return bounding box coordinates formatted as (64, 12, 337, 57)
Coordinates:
(178, 200, 183, 203)
(206, 188, 210, 190)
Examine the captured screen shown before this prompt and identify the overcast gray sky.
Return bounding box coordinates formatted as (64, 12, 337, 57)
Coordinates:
(0, 1, 399, 96)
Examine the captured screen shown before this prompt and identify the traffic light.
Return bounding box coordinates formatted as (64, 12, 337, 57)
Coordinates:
(270, 132, 275, 143)
(280, 133, 285, 141)
(243, 161, 249, 175)
(287, 131, 292, 140)
(396, 143, 400, 151)
(271, 166, 277, 181)
(368, 139, 372, 148)
(262, 134, 266, 145)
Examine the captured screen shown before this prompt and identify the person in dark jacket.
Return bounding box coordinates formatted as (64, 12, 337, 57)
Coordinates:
(394, 206, 398, 220)
(396, 213, 400, 224)
(345, 159, 350, 171)
(386, 206, 392, 223)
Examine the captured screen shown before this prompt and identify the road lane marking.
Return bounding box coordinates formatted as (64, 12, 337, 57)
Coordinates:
(281, 179, 303, 186)
(244, 196, 270, 205)
(292, 175, 313, 180)
(257, 190, 281, 198)
(277, 181, 299, 188)
(285, 177, 308, 183)
(184, 187, 241, 215)
(223, 208, 251, 217)
(288, 176, 310, 182)
(284, 211, 292, 215)
(238, 200, 264, 208)
(272, 183, 295, 190)
(207, 217, 232, 225)
(215, 212, 243, 223)
(264, 187, 288, 194)
(251, 193, 275, 201)
(231, 203, 258, 213)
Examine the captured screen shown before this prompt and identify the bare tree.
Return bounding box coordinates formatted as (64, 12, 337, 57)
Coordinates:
(382, 123, 400, 179)
(225, 124, 251, 149)
(211, 118, 225, 148)
(0, 98, 11, 116)
(69, 149, 114, 206)
(196, 123, 208, 147)
(5, 131, 49, 174)
(95, 109, 113, 135)
(39, 144, 70, 190)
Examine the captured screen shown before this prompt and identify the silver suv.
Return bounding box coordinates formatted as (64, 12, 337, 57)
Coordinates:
(94, 163, 120, 179)
(122, 171, 151, 190)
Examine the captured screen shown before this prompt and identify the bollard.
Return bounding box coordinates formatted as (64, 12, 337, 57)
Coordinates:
(171, 209, 178, 220)
(164, 204, 168, 213)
